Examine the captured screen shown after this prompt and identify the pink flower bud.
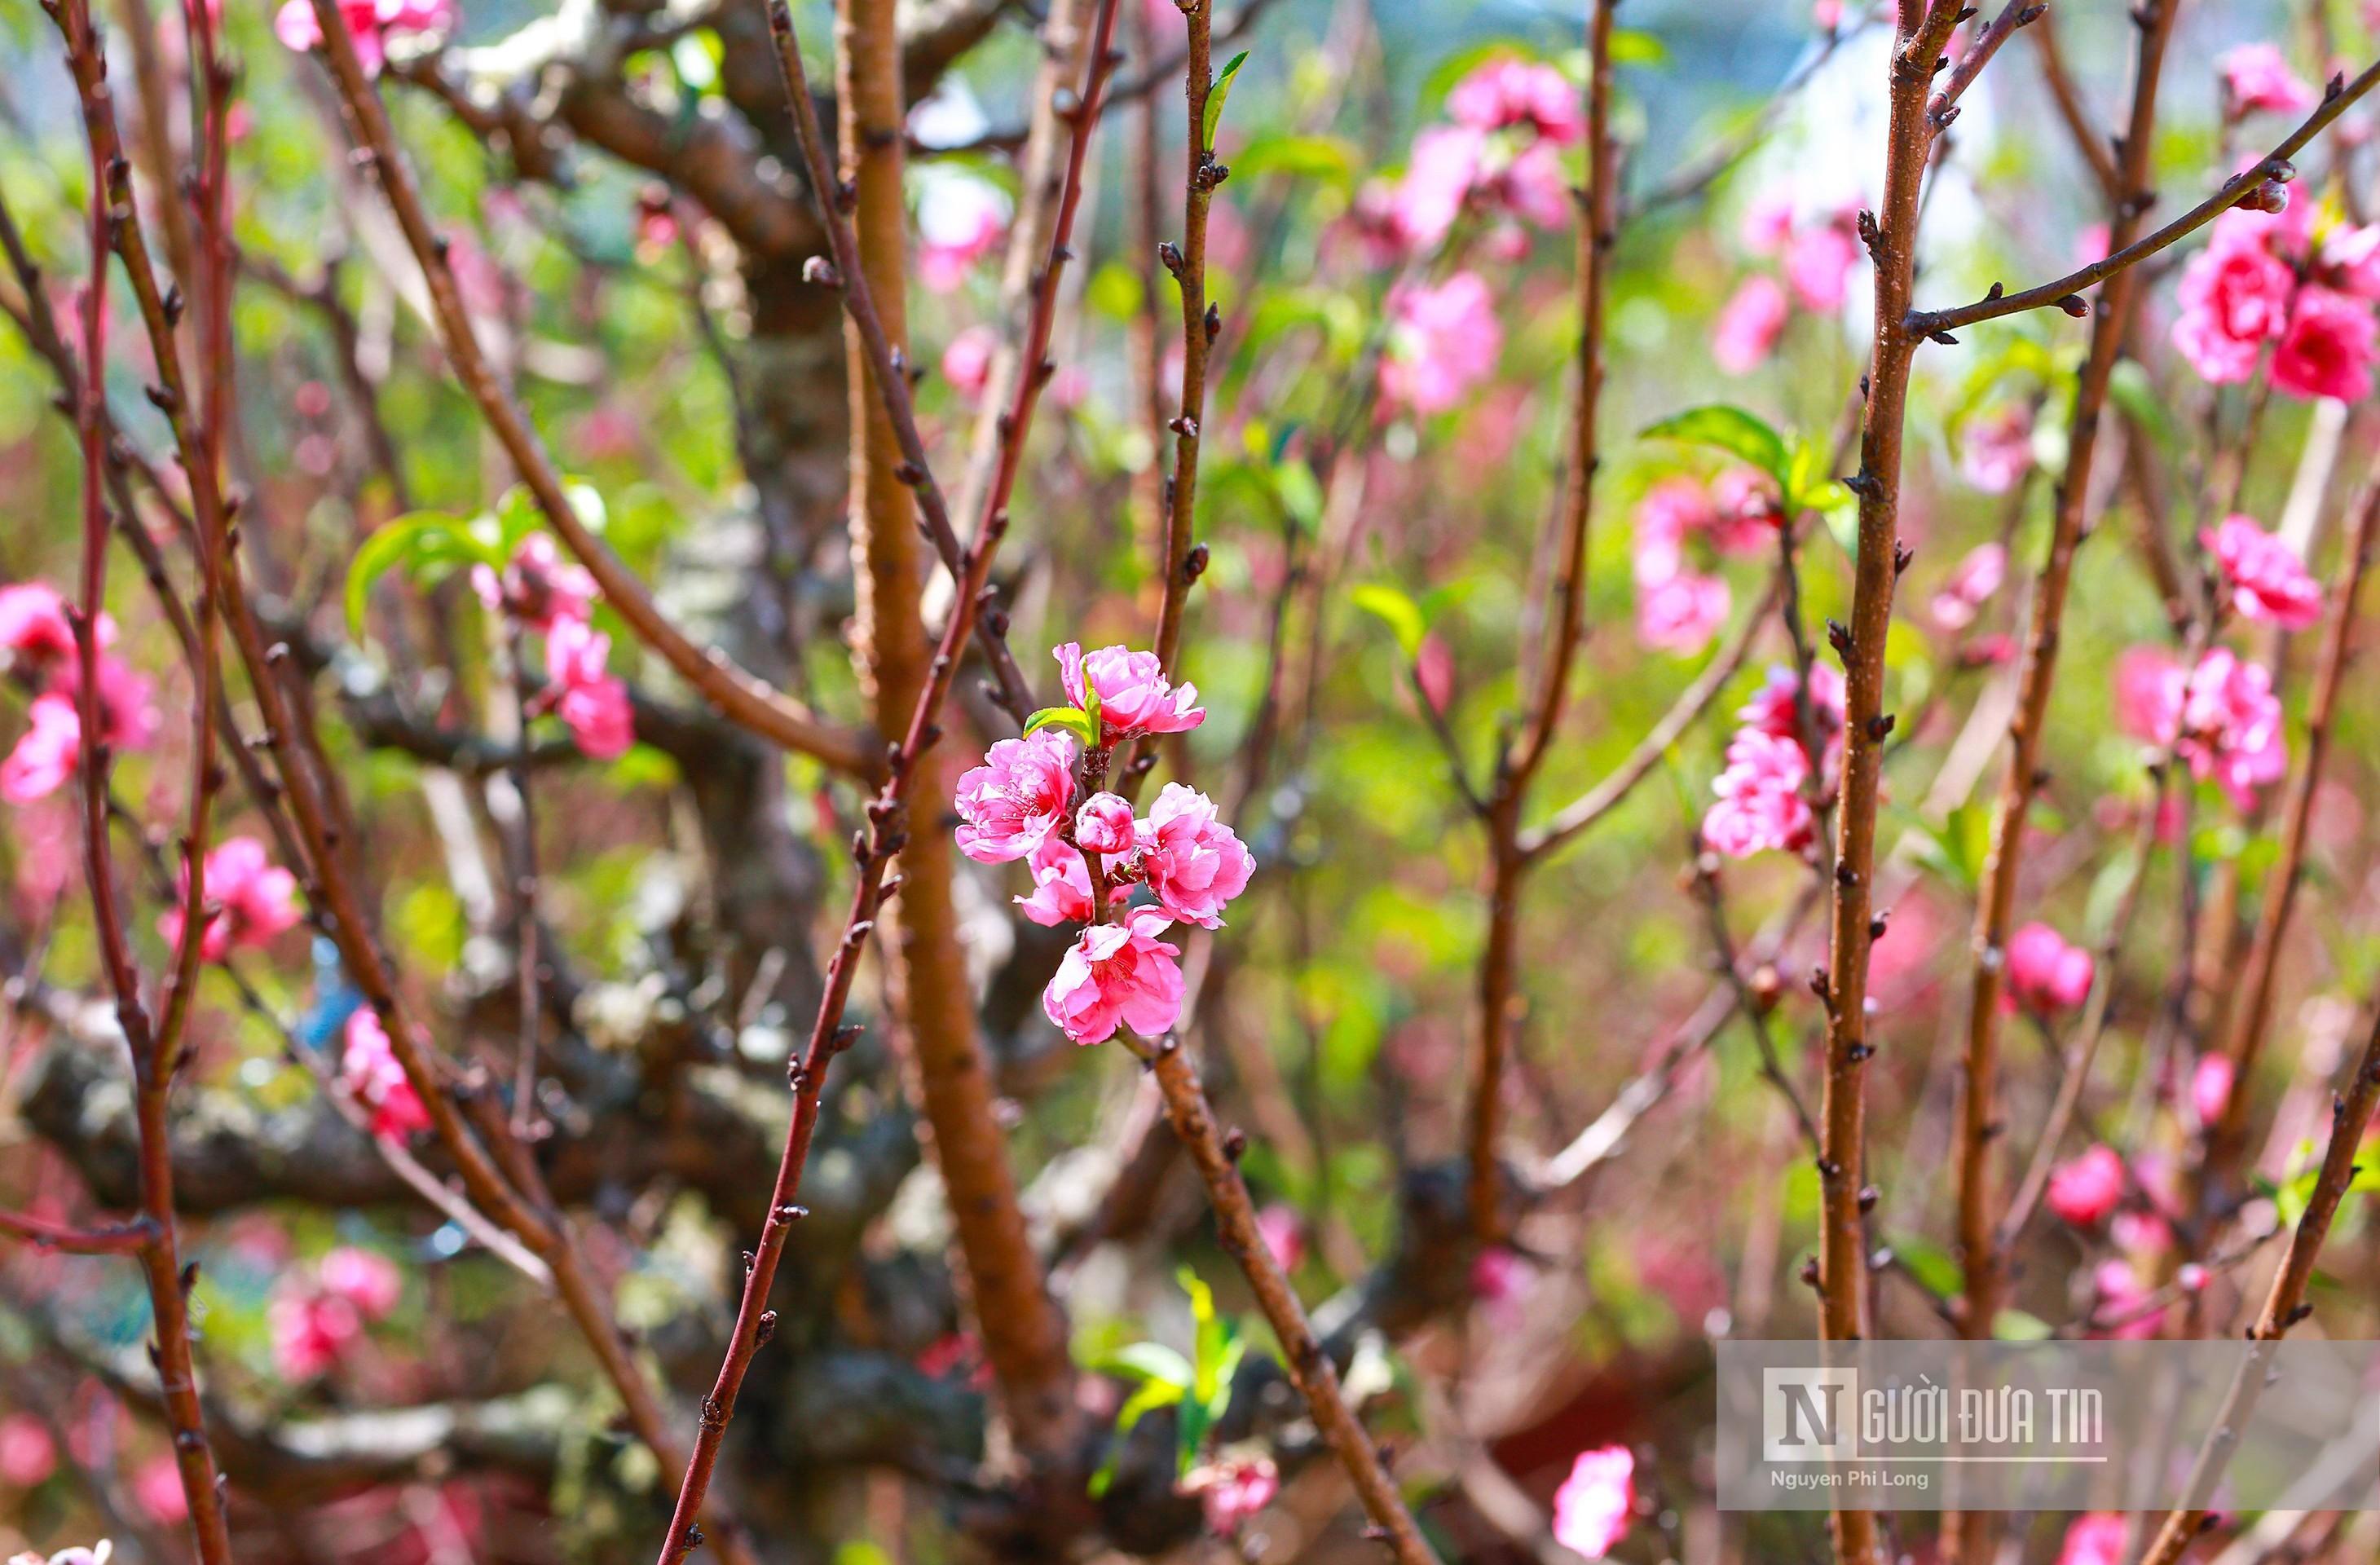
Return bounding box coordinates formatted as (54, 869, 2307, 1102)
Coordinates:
(1075, 791, 1136, 854)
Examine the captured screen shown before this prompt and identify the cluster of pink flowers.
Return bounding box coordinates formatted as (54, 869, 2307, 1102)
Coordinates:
(1380, 271, 1502, 417)
(1348, 56, 1580, 263)
(2047, 1143, 2125, 1228)
(2113, 645, 2287, 808)
(474, 536, 633, 760)
(157, 835, 302, 964)
(2203, 514, 2323, 628)
(1183, 1456, 1280, 1536)
(952, 645, 1252, 1045)
(1550, 1445, 1636, 1558)
(341, 1008, 434, 1140)
(267, 1245, 403, 1381)
(2172, 201, 2380, 401)
(273, 0, 455, 77)
(2006, 920, 2093, 1012)
(1632, 472, 1777, 654)
(1702, 662, 1844, 859)
(0, 582, 159, 805)
(1710, 197, 1867, 373)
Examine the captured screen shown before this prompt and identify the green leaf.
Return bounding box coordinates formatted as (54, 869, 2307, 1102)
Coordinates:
(1202, 51, 1250, 152)
(1607, 28, 1668, 66)
(1093, 1342, 1193, 1390)
(1023, 706, 1098, 745)
(1231, 134, 1359, 188)
(1642, 403, 1791, 487)
(1993, 1309, 2054, 1342)
(345, 513, 497, 638)
(1349, 583, 1428, 659)
(1089, 1376, 1187, 1498)
(1889, 1235, 1962, 1300)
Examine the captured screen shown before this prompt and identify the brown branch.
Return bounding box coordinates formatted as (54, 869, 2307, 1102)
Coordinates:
(0, 1210, 157, 1254)
(1465, 0, 1619, 1246)
(2136, 991, 2380, 1565)
(51, 4, 236, 1550)
(1124, 1034, 1440, 1565)
(301, 7, 877, 777)
(1924, 0, 2042, 130)
(645, 4, 1119, 1554)
(1911, 58, 2380, 335)
(1943, 16, 2175, 1565)
(2029, 11, 2121, 201)
(1813, 7, 1977, 1565)
(2202, 463, 2380, 1192)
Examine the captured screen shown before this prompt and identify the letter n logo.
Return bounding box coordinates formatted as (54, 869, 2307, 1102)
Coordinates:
(1764, 1368, 1858, 1461)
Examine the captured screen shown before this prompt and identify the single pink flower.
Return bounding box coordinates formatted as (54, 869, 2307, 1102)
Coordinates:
(2111, 645, 2183, 742)
(2219, 42, 2317, 117)
(1391, 124, 1485, 253)
(320, 1245, 403, 1319)
(1041, 909, 1184, 1044)
(1959, 406, 2034, 494)
(1074, 791, 1137, 854)
(940, 325, 998, 401)
(268, 1286, 362, 1381)
(1637, 572, 1730, 654)
(2008, 921, 2094, 1011)
(1189, 1457, 1280, 1536)
(1739, 192, 1796, 256)
(0, 1413, 56, 1488)
(134, 1455, 189, 1525)
(1708, 469, 1784, 553)
(916, 176, 1007, 293)
(1551, 1446, 1636, 1559)
(954, 730, 1077, 862)
(1016, 837, 1098, 928)
(2056, 1513, 2131, 1565)
(2319, 222, 2380, 298)
(545, 615, 635, 760)
(1703, 728, 1813, 858)
(1447, 57, 1584, 143)
(473, 535, 596, 632)
(2172, 214, 2297, 384)
(1783, 213, 1862, 312)
(1712, 275, 1789, 374)
(2271, 285, 2378, 401)
(2203, 514, 2322, 627)
(1740, 660, 1848, 748)
(1134, 782, 1254, 929)
(2046, 1144, 2125, 1227)
(0, 582, 82, 670)
(1632, 478, 1708, 585)
(2192, 1053, 2235, 1126)
(1380, 271, 1501, 416)
(1055, 642, 1206, 740)
(2178, 648, 2288, 808)
(1254, 1202, 1307, 1273)
(157, 835, 302, 963)
(1930, 541, 2009, 631)
(342, 1009, 433, 1140)
(1, 694, 82, 805)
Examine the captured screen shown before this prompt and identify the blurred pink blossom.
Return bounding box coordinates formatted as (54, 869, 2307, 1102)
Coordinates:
(1380, 271, 1501, 415)
(545, 615, 635, 760)
(474, 535, 597, 632)
(1254, 1203, 1307, 1273)
(1188, 1456, 1279, 1536)
(1, 694, 82, 805)
(133, 1454, 188, 1524)
(2173, 210, 2298, 384)
(268, 1287, 362, 1381)
(1783, 211, 1862, 312)
(2219, 43, 2316, 117)
(2192, 1054, 2235, 1125)
(2047, 1144, 2124, 1227)
(275, 0, 454, 77)
(1637, 571, 1730, 654)
(1930, 541, 2008, 632)
(940, 324, 997, 401)
(320, 1245, 403, 1319)
(1959, 406, 2034, 493)
(158, 836, 302, 963)
(0, 1413, 55, 1488)
(1447, 58, 1584, 143)
(2056, 1513, 2131, 1565)
(1551, 1446, 1636, 1558)
(342, 1009, 432, 1140)
(2203, 514, 2321, 627)
(2008, 922, 2094, 1011)
(2272, 285, 2378, 400)
(1712, 275, 1789, 374)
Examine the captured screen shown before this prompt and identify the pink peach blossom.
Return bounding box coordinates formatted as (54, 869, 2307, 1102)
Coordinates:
(2271, 285, 2378, 401)
(320, 1245, 403, 1318)
(940, 325, 997, 401)
(955, 730, 1077, 863)
(157, 835, 302, 963)
(1959, 406, 2034, 493)
(2047, 1144, 2125, 1227)
(1712, 275, 1789, 374)
(1783, 213, 1862, 312)
(2192, 1053, 2235, 1126)
(1189, 1456, 1280, 1536)
(2177, 648, 2288, 808)
(1381, 271, 1501, 416)
(1055, 642, 1206, 740)
(2172, 213, 2297, 384)
(1551, 1445, 1636, 1559)
(1637, 572, 1730, 654)
(2203, 514, 2322, 627)
(473, 535, 596, 632)
(1739, 660, 1846, 776)
(1135, 782, 1254, 928)
(342, 1009, 433, 1140)
(1447, 58, 1584, 143)
(1930, 541, 2008, 631)
(916, 176, 1007, 293)
(2008, 921, 2094, 1011)
(274, 0, 453, 76)
(1075, 791, 1137, 854)
(2056, 1513, 2131, 1565)
(0, 1413, 55, 1489)
(0, 582, 82, 669)
(1254, 1202, 1307, 1272)
(1016, 838, 1098, 928)
(545, 615, 635, 760)
(134, 1454, 188, 1524)
(268, 1287, 362, 1381)
(1041, 909, 1185, 1044)
(1703, 728, 1813, 858)
(2, 694, 82, 805)
(2219, 43, 2317, 117)
(2091, 1258, 2166, 1338)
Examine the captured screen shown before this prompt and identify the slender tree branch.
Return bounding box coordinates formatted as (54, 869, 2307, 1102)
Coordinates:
(1911, 59, 2380, 336)
(1122, 1034, 1440, 1565)
(2029, 11, 2121, 201)
(0, 1209, 159, 1254)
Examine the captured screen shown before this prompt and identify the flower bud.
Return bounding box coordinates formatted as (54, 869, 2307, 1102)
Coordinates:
(1075, 791, 1137, 854)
